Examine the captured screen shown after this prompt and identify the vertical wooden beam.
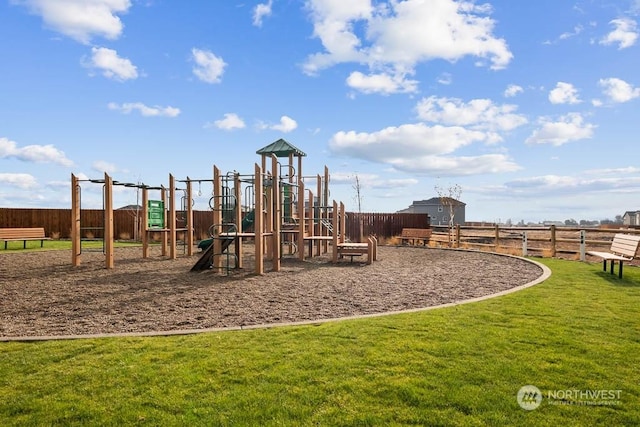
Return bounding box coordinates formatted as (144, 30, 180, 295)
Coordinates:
(234, 173, 243, 269)
(297, 179, 305, 261)
(323, 166, 330, 254)
(186, 178, 194, 256)
(213, 166, 222, 270)
(169, 174, 177, 260)
(160, 185, 169, 256)
(332, 200, 340, 262)
(104, 172, 114, 269)
(271, 154, 281, 272)
(254, 163, 264, 274)
(316, 174, 322, 256)
(71, 173, 81, 266)
(142, 187, 149, 258)
(340, 201, 346, 244)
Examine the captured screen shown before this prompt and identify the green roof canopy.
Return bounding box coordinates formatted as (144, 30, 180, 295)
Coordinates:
(256, 138, 306, 158)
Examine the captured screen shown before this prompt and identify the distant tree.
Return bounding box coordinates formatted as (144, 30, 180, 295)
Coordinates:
(352, 174, 363, 214)
(434, 183, 462, 247)
(565, 218, 578, 226)
(614, 215, 623, 224)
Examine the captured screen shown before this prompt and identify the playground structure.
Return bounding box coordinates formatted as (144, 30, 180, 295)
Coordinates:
(70, 139, 377, 273)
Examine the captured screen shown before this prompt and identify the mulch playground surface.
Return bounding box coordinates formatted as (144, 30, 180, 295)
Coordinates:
(0, 245, 543, 338)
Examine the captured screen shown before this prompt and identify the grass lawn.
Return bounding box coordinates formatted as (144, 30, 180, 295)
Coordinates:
(1, 258, 639, 426)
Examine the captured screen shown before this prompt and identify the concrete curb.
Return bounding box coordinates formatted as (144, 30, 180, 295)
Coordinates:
(0, 252, 551, 342)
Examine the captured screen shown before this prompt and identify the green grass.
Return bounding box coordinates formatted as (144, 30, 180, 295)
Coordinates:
(0, 240, 144, 251)
(1, 258, 639, 426)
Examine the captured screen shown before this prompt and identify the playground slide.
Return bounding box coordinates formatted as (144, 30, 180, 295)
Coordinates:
(191, 210, 256, 271)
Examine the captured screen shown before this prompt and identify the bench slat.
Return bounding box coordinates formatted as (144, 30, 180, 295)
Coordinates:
(587, 233, 640, 278)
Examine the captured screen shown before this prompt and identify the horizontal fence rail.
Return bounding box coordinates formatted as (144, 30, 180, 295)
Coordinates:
(430, 224, 640, 262)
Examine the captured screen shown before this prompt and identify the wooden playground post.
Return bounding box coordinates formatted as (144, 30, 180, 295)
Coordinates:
(271, 154, 281, 272)
(161, 186, 168, 256)
(254, 163, 264, 274)
(297, 179, 305, 261)
(169, 174, 177, 260)
(142, 186, 149, 258)
(322, 167, 330, 254)
(71, 173, 81, 267)
(104, 172, 114, 269)
(234, 172, 243, 269)
(316, 174, 322, 256)
(332, 200, 338, 263)
(340, 201, 346, 244)
(213, 166, 222, 270)
(186, 177, 194, 256)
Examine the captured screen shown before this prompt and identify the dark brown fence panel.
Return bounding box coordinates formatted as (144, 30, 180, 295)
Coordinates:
(1, 208, 219, 241)
(1, 208, 430, 242)
(345, 212, 430, 241)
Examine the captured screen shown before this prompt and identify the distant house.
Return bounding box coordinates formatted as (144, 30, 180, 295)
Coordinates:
(117, 204, 143, 211)
(397, 197, 466, 226)
(623, 211, 640, 226)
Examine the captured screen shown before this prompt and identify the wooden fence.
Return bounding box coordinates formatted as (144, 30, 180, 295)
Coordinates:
(430, 224, 640, 262)
(344, 212, 430, 242)
(1, 208, 429, 242)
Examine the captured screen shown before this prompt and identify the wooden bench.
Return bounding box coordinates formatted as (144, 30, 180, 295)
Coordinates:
(336, 236, 377, 264)
(400, 228, 432, 246)
(587, 233, 640, 278)
(0, 227, 50, 250)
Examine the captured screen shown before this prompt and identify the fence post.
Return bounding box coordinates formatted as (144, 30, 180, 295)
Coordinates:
(494, 224, 500, 251)
(550, 225, 556, 258)
(455, 224, 460, 248)
(580, 229, 586, 261)
(522, 231, 528, 257)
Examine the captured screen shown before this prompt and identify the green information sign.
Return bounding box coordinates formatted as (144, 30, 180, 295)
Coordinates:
(147, 200, 165, 229)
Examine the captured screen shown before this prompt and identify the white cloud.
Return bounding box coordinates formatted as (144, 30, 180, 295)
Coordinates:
(415, 96, 528, 133)
(13, 0, 131, 44)
(346, 71, 418, 94)
(504, 174, 640, 196)
(84, 47, 138, 81)
(331, 172, 418, 188)
(391, 154, 520, 175)
(0, 137, 73, 167)
(303, 0, 512, 90)
(437, 73, 453, 85)
(253, 0, 273, 27)
(92, 160, 118, 174)
(107, 102, 180, 117)
(598, 77, 640, 103)
(548, 82, 581, 104)
(271, 116, 298, 132)
(191, 48, 226, 84)
(600, 17, 638, 49)
(209, 113, 246, 131)
(504, 84, 523, 97)
(0, 173, 38, 189)
(526, 113, 596, 146)
(329, 123, 488, 164)
(559, 24, 584, 40)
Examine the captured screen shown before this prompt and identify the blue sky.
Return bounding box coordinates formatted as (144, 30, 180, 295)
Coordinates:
(1, 0, 640, 223)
